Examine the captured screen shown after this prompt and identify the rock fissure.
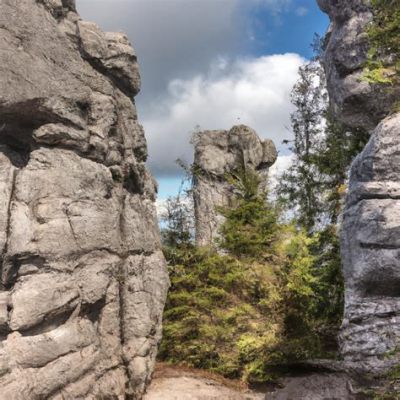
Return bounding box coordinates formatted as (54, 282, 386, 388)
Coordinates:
(1, 168, 18, 288)
(116, 256, 135, 399)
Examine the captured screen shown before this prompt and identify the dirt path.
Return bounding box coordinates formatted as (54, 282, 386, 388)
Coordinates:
(143, 364, 265, 400)
(144, 363, 357, 400)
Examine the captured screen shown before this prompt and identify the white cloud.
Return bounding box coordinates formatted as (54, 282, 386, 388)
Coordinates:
(77, 0, 305, 178)
(143, 53, 305, 175)
(296, 6, 309, 17)
(253, 0, 292, 14)
(269, 154, 294, 190)
(156, 198, 167, 219)
(77, 0, 246, 103)
(77, 0, 297, 104)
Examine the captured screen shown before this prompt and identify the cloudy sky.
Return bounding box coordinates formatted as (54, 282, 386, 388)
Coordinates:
(76, 0, 329, 199)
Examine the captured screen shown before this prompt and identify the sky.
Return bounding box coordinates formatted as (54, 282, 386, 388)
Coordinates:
(77, 0, 329, 201)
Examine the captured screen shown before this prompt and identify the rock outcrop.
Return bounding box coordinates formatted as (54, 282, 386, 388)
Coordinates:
(319, 0, 400, 372)
(0, 0, 169, 398)
(193, 125, 277, 247)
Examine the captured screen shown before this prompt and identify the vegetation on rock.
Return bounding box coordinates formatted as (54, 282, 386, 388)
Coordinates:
(364, 0, 400, 84)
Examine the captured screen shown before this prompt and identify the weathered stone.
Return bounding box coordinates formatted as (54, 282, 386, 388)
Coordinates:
(33, 124, 90, 151)
(0, 293, 9, 333)
(9, 274, 80, 331)
(5, 319, 96, 368)
(193, 125, 277, 246)
(339, 114, 400, 369)
(0, 151, 16, 260)
(268, 373, 355, 400)
(103, 32, 141, 96)
(319, 0, 400, 373)
(78, 21, 141, 97)
(317, 0, 400, 131)
(0, 0, 169, 398)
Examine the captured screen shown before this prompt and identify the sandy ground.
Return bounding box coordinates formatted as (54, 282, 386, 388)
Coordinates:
(143, 363, 356, 400)
(143, 364, 265, 400)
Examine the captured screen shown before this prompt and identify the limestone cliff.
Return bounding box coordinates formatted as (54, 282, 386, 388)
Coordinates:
(193, 125, 277, 247)
(0, 0, 169, 398)
(318, 0, 400, 373)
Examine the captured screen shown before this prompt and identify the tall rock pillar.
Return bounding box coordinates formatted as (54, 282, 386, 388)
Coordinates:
(0, 0, 169, 398)
(318, 0, 400, 372)
(192, 125, 277, 247)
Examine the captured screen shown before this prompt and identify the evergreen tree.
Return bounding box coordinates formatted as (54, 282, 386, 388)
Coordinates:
(278, 61, 327, 232)
(160, 168, 284, 383)
(316, 112, 369, 224)
(277, 46, 368, 355)
(278, 60, 369, 231)
(160, 166, 345, 381)
(161, 193, 194, 249)
(160, 164, 195, 249)
(218, 168, 279, 260)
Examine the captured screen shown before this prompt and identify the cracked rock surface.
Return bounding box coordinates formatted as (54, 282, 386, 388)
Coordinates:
(193, 125, 277, 247)
(0, 0, 169, 398)
(319, 0, 400, 373)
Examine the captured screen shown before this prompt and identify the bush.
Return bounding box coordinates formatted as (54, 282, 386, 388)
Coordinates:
(159, 246, 283, 382)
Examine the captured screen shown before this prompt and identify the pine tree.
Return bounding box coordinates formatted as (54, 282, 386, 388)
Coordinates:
(278, 60, 369, 231)
(278, 61, 327, 231)
(160, 165, 195, 249)
(218, 168, 279, 260)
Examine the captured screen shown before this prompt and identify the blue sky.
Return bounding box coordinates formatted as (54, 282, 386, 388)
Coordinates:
(247, 1, 328, 58)
(77, 0, 329, 202)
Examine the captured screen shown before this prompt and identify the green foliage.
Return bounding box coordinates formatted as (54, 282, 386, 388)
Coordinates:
(364, 0, 400, 84)
(218, 169, 279, 259)
(388, 364, 400, 380)
(316, 112, 369, 224)
(161, 194, 194, 248)
(159, 245, 283, 382)
(160, 168, 344, 382)
(160, 47, 347, 379)
(359, 364, 400, 399)
(272, 225, 343, 361)
(160, 167, 194, 249)
(279, 61, 369, 231)
(278, 61, 328, 231)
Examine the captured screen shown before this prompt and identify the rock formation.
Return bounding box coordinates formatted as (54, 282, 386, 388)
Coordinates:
(193, 125, 277, 247)
(318, 0, 400, 372)
(0, 0, 169, 398)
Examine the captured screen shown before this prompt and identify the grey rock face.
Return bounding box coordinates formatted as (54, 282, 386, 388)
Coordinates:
(193, 125, 277, 247)
(0, 0, 169, 398)
(268, 373, 355, 400)
(318, 0, 400, 131)
(319, 0, 400, 372)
